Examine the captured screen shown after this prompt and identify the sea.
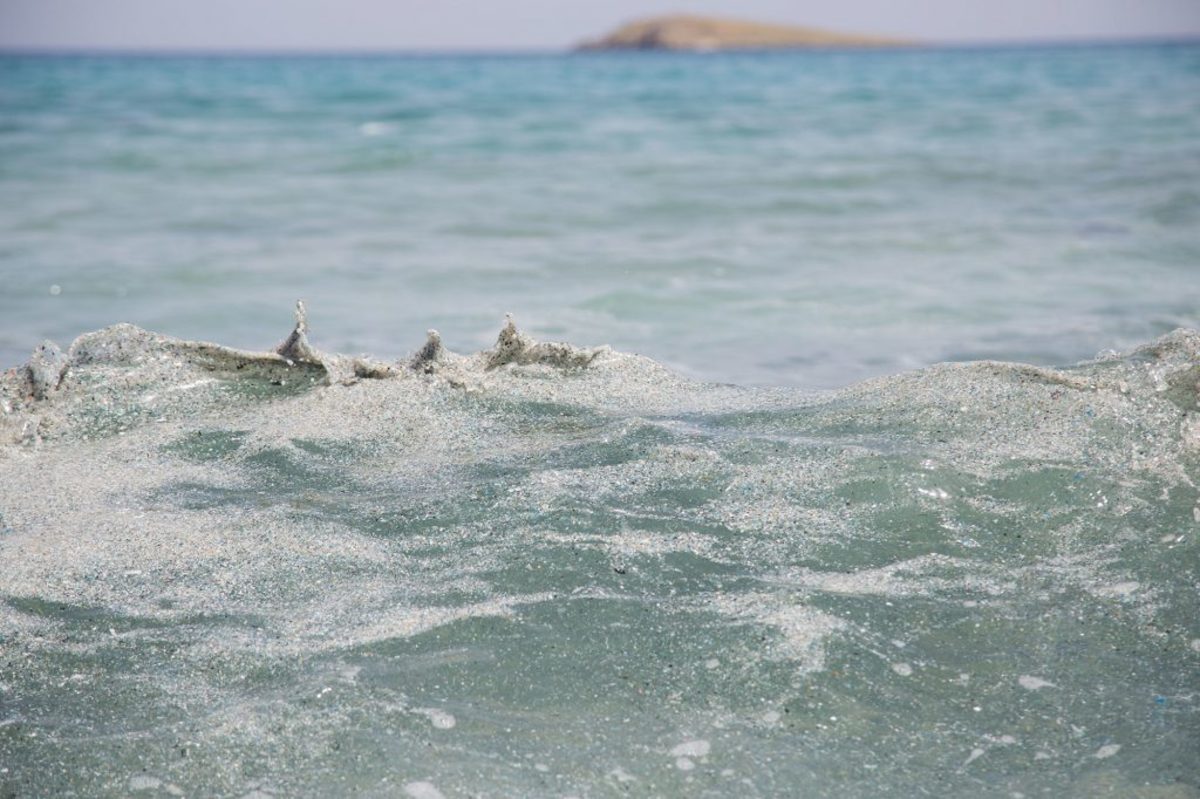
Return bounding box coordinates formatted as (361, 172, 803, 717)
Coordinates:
(0, 44, 1198, 797)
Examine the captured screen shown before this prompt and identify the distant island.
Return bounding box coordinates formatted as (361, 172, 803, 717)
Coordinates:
(577, 15, 911, 51)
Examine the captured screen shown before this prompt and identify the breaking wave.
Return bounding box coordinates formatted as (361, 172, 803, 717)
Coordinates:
(1, 305, 1198, 797)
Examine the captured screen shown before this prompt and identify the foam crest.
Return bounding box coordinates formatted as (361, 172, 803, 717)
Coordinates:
(0, 304, 615, 448)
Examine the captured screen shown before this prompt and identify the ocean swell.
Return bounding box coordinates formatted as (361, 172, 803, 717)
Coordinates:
(1, 307, 1197, 798)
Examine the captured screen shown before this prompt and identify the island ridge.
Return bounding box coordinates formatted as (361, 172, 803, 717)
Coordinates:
(577, 14, 911, 51)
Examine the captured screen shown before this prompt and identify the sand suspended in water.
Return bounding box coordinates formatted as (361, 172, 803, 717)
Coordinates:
(1, 306, 1198, 797)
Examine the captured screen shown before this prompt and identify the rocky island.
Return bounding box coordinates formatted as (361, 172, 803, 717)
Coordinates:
(577, 14, 910, 51)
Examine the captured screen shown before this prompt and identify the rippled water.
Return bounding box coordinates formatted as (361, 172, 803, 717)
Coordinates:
(1, 45, 1199, 799)
(1, 45, 1199, 386)
(1, 315, 1198, 797)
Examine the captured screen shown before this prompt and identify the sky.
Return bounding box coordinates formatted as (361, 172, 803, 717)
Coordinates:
(1, 0, 1198, 51)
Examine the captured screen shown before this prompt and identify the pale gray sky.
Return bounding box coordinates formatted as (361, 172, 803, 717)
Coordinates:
(1, 0, 1198, 51)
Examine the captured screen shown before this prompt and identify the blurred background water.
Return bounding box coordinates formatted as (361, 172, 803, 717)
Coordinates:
(1, 44, 1199, 386)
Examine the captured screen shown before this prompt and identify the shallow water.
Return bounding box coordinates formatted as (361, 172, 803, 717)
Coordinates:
(1, 45, 1199, 387)
(1, 43, 1199, 798)
(0, 318, 1197, 797)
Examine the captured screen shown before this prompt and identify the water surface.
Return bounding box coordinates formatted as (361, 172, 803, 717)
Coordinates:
(1, 45, 1198, 386)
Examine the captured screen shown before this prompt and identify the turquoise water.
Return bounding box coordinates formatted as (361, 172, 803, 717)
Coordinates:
(2, 45, 1199, 386)
(1, 45, 1199, 799)
(2, 317, 1198, 797)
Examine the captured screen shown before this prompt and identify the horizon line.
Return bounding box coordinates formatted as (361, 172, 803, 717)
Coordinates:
(1, 33, 1199, 58)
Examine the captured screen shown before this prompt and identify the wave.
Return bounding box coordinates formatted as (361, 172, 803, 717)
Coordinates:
(1, 303, 1198, 797)
(3, 299, 1197, 450)
(1, 302, 614, 448)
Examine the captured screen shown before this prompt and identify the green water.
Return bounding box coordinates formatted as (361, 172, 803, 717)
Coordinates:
(0, 322, 1196, 797)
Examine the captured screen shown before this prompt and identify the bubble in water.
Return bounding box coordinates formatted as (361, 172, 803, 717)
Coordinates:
(670, 740, 711, 758)
(403, 781, 445, 799)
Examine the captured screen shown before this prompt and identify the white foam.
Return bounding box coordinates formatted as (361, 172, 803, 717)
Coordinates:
(709, 593, 844, 672)
(403, 781, 445, 799)
(414, 708, 457, 730)
(670, 739, 711, 758)
(607, 767, 636, 783)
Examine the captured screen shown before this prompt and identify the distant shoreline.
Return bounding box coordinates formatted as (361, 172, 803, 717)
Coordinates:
(575, 14, 912, 51)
